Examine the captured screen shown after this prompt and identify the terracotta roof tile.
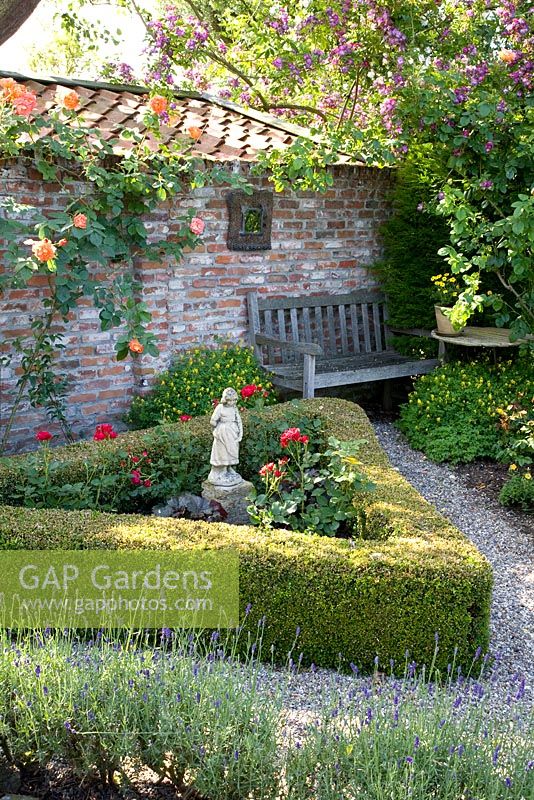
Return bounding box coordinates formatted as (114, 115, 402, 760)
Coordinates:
(2, 72, 361, 165)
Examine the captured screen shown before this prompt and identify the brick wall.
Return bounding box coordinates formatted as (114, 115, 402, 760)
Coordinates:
(0, 162, 392, 452)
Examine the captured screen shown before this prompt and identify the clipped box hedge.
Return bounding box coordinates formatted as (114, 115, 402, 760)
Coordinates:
(0, 400, 492, 671)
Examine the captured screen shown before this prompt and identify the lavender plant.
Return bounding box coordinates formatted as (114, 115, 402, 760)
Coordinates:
(0, 628, 531, 799)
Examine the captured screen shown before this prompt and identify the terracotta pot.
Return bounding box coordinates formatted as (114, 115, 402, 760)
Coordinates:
(434, 305, 464, 336)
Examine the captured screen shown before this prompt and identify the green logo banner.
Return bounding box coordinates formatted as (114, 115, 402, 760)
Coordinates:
(0, 550, 239, 628)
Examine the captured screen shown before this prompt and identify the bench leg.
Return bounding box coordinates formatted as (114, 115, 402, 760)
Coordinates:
(302, 354, 316, 399)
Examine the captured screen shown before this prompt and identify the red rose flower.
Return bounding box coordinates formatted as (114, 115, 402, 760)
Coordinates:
(93, 423, 118, 441)
(240, 384, 261, 399)
(259, 462, 276, 477)
(131, 469, 141, 486)
(143, 479, 152, 488)
(179, 414, 192, 422)
(36, 430, 53, 442)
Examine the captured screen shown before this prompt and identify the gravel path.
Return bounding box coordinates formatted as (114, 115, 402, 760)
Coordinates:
(373, 421, 534, 690)
(262, 421, 533, 723)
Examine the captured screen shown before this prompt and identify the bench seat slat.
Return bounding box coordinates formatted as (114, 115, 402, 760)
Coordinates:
(266, 356, 439, 390)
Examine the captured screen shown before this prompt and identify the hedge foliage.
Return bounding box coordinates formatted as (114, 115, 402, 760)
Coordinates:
(0, 400, 492, 672)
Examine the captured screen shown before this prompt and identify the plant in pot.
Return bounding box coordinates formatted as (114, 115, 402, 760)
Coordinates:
(431, 273, 464, 335)
(433, 272, 486, 336)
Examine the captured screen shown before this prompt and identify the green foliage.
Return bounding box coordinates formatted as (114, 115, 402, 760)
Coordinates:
(249, 435, 377, 538)
(496, 395, 534, 510)
(125, 344, 276, 429)
(398, 358, 534, 464)
(499, 472, 534, 511)
(0, 400, 492, 671)
(373, 150, 450, 329)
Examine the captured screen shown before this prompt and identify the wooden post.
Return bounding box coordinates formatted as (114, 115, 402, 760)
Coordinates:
(302, 353, 316, 399)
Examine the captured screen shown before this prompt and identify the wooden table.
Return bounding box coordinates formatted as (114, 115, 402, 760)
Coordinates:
(431, 326, 525, 363)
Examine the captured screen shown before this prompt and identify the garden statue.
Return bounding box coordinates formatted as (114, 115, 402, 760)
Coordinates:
(207, 387, 244, 486)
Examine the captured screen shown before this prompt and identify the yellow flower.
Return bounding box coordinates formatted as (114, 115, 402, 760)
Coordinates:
(509, 464, 517, 471)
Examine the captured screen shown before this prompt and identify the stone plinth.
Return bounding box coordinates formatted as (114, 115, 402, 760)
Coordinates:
(202, 479, 254, 525)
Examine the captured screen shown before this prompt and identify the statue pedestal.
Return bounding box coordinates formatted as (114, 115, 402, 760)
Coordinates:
(202, 479, 254, 525)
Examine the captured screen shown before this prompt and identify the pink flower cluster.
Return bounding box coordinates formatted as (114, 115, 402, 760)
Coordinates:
(280, 427, 309, 448)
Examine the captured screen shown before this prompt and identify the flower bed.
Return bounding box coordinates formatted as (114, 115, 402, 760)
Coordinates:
(0, 400, 492, 671)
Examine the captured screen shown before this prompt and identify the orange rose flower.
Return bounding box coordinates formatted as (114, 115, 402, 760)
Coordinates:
(0, 77, 22, 100)
(12, 90, 37, 117)
(57, 238, 68, 247)
(148, 95, 168, 115)
(73, 213, 87, 229)
(31, 239, 57, 262)
(498, 49, 517, 64)
(128, 338, 144, 354)
(187, 126, 202, 140)
(56, 89, 80, 110)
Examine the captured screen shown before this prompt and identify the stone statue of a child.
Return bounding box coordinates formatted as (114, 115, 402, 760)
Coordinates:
(207, 387, 244, 486)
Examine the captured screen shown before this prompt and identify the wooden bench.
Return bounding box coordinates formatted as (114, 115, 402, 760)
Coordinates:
(247, 290, 439, 399)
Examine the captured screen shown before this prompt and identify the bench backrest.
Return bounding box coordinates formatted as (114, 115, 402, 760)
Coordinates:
(248, 290, 391, 364)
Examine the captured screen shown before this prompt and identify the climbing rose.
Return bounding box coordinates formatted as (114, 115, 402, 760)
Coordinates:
(35, 430, 53, 441)
(73, 213, 87, 229)
(280, 427, 309, 448)
(0, 77, 20, 100)
(187, 125, 202, 139)
(148, 95, 168, 114)
(94, 423, 118, 441)
(31, 239, 56, 262)
(57, 238, 68, 247)
(12, 90, 37, 116)
(179, 414, 192, 421)
(56, 88, 80, 110)
(498, 49, 517, 63)
(128, 338, 144, 354)
(189, 217, 205, 235)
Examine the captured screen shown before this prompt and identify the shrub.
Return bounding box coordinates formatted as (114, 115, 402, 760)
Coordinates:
(496, 395, 534, 510)
(126, 343, 276, 429)
(499, 472, 534, 511)
(372, 148, 450, 330)
(398, 357, 534, 464)
(0, 400, 492, 672)
(0, 628, 282, 796)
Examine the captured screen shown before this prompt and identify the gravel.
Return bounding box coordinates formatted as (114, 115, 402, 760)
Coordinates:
(373, 421, 533, 693)
(261, 421, 533, 722)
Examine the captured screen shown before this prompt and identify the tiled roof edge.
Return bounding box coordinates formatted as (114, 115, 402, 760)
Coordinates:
(0, 70, 315, 140)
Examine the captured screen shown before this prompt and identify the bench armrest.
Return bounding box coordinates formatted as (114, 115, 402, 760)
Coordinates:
(254, 333, 322, 356)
